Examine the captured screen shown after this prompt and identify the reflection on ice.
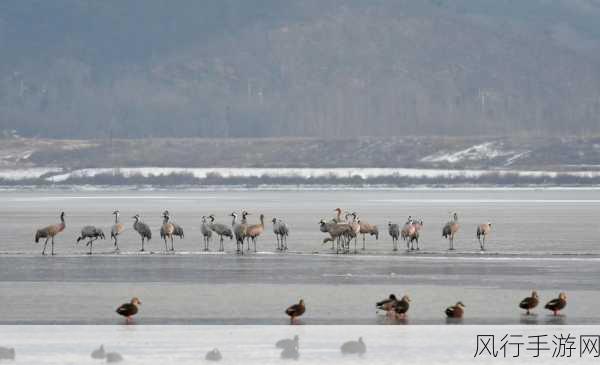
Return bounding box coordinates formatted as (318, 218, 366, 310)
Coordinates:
(340, 337, 366, 356)
(0, 346, 15, 360)
(205, 348, 222, 362)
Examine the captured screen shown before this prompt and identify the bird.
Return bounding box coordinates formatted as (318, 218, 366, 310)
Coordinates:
(246, 214, 265, 252)
(285, 299, 305, 324)
(163, 210, 184, 243)
(159, 211, 175, 252)
(76, 225, 105, 255)
(116, 297, 141, 323)
(445, 301, 465, 318)
(0, 347, 15, 360)
(400, 216, 414, 242)
(132, 214, 151, 251)
(208, 214, 233, 251)
(389, 295, 411, 320)
(230, 212, 246, 253)
(205, 348, 222, 362)
(388, 222, 400, 251)
(110, 210, 125, 251)
(351, 212, 378, 250)
(407, 221, 423, 251)
(332, 208, 344, 223)
(320, 220, 352, 254)
(376, 294, 398, 312)
(545, 292, 567, 316)
(320, 218, 337, 250)
(91, 345, 106, 359)
(346, 213, 361, 253)
(476, 222, 492, 250)
(340, 337, 366, 355)
(519, 290, 539, 315)
(442, 212, 460, 250)
(34, 211, 66, 256)
(272, 217, 289, 251)
(201, 216, 213, 251)
(276, 335, 299, 350)
(105, 352, 123, 363)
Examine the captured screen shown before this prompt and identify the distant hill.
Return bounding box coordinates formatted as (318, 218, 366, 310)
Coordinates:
(2, 135, 600, 171)
(1, 0, 600, 138)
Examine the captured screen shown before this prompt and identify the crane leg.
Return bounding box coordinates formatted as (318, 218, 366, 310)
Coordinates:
(171, 237, 175, 252)
(141, 238, 145, 252)
(362, 235, 366, 250)
(51, 237, 55, 256)
(42, 238, 49, 255)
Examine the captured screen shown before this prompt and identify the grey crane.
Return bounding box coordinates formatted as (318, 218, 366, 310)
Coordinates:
(201, 215, 213, 251)
(320, 219, 352, 254)
(132, 214, 152, 252)
(159, 211, 175, 252)
(208, 214, 233, 251)
(476, 222, 492, 250)
(351, 212, 378, 250)
(230, 211, 247, 254)
(388, 222, 400, 251)
(272, 217, 289, 251)
(346, 213, 361, 253)
(246, 214, 265, 252)
(163, 209, 184, 241)
(110, 210, 125, 251)
(76, 225, 105, 255)
(442, 212, 460, 250)
(35, 211, 66, 256)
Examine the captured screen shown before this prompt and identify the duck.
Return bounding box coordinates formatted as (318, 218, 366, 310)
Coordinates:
(285, 299, 305, 324)
(376, 294, 398, 312)
(519, 290, 539, 315)
(445, 301, 465, 318)
(340, 337, 366, 355)
(90, 344, 106, 359)
(205, 348, 222, 362)
(545, 292, 567, 316)
(389, 295, 411, 319)
(116, 297, 141, 323)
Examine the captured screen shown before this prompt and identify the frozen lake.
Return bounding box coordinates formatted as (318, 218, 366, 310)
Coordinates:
(0, 188, 599, 325)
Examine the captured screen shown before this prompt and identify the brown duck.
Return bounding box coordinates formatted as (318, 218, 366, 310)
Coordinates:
(116, 297, 142, 323)
(519, 290, 539, 315)
(376, 294, 398, 311)
(285, 299, 305, 324)
(545, 292, 567, 316)
(445, 301, 465, 318)
(394, 295, 410, 318)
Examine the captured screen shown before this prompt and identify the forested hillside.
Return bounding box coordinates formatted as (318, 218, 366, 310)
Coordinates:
(1, 0, 600, 138)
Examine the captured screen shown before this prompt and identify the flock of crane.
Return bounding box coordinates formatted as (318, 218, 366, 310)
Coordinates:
(32, 208, 492, 256)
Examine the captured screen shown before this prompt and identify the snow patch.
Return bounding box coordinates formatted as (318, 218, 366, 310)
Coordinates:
(421, 142, 527, 165)
(0, 168, 63, 180)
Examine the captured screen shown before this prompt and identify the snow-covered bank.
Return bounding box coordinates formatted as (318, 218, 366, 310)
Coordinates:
(1, 166, 600, 186)
(35, 167, 600, 181)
